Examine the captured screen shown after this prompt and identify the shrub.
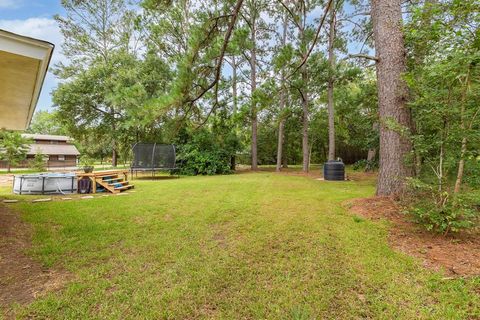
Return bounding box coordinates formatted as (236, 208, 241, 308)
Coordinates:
(463, 157, 480, 188)
(29, 152, 47, 172)
(175, 128, 238, 176)
(402, 178, 480, 234)
(176, 145, 232, 175)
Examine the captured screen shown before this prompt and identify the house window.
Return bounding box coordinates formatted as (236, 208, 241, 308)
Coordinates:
(58, 155, 65, 161)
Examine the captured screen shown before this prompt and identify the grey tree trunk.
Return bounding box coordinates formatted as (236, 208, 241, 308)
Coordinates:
(454, 137, 467, 193)
(301, 66, 309, 173)
(276, 9, 289, 172)
(454, 72, 471, 194)
(232, 56, 238, 114)
(111, 108, 117, 168)
(372, 0, 413, 196)
(365, 148, 376, 172)
(276, 105, 285, 172)
(299, 14, 309, 173)
(250, 13, 258, 170)
(327, 3, 336, 161)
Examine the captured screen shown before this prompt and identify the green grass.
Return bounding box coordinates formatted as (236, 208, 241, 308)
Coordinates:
(2, 172, 479, 319)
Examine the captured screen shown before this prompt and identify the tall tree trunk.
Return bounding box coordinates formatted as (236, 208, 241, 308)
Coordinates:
(250, 14, 258, 171)
(372, 0, 413, 196)
(111, 108, 117, 168)
(232, 56, 238, 114)
(276, 9, 288, 172)
(327, 2, 336, 161)
(454, 70, 471, 193)
(276, 107, 286, 172)
(454, 137, 467, 193)
(301, 66, 309, 172)
(365, 148, 376, 172)
(282, 133, 288, 168)
(112, 148, 117, 168)
(299, 4, 309, 173)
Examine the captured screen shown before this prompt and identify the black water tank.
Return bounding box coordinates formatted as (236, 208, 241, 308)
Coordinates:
(323, 160, 345, 181)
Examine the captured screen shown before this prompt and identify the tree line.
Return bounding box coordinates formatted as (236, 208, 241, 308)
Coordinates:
(22, 0, 478, 208)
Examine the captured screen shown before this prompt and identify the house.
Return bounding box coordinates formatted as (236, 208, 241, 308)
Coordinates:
(0, 29, 54, 130)
(23, 134, 81, 168)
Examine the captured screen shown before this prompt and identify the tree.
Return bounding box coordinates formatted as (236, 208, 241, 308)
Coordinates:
(0, 131, 31, 172)
(371, 0, 413, 196)
(30, 151, 47, 172)
(326, 0, 337, 161)
(275, 4, 289, 172)
(27, 110, 67, 135)
(405, 0, 480, 193)
(246, 0, 260, 170)
(53, 0, 139, 167)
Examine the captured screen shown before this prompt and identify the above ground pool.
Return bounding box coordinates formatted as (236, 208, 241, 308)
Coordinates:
(13, 173, 77, 195)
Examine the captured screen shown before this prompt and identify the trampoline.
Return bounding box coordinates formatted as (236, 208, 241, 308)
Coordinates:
(131, 143, 177, 176)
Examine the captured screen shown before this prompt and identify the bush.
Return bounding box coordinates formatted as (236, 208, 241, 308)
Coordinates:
(463, 157, 480, 188)
(176, 145, 232, 175)
(402, 178, 480, 234)
(175, 128, 238, 176)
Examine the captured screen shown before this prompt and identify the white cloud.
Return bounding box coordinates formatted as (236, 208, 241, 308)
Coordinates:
(0, 0, 21, 9)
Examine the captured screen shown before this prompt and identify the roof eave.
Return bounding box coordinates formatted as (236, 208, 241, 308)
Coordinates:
(0, 29, 55, 130)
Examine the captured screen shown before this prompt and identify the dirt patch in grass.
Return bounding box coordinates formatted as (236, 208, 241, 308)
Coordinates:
(0, 175, 13, 187)
(0, 204, 70, 318)
(348, 197, 480, 276)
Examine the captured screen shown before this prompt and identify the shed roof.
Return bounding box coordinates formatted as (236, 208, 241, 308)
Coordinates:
(23, 134, 72, 142)
(28, 144, 80, 156)
(0, 29, 54, 130)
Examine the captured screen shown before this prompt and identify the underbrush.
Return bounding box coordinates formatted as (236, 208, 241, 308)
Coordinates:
(402, 178, 480, 235)
(352, 159, 378, 172)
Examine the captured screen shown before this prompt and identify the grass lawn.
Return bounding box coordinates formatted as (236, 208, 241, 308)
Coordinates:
(2, 172, 479, 318)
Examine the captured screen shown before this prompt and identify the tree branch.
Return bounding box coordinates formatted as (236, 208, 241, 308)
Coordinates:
(185, 0, 244, 106)
(287, 0, 333, 79)
(277, 0, 302, 30)
(347, 53, 379, 62)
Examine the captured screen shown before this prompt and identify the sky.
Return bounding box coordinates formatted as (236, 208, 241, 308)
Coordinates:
(0, 0, 65, 111)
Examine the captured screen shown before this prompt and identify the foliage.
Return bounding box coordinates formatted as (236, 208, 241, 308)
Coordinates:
(176, 125, 239, 175)
(463, 157, 480, 188)
(79, 155, 95, 167)
(405, 0, 480, 186)
(29, 151, 47, 172)
(0, 131, 31, 172)
(52, 0, 160, 167)
(352, 159, 378, 171)
(403, 178, 480, 234)
(177, 144, 232, 175)
(27, 110, 67, 135)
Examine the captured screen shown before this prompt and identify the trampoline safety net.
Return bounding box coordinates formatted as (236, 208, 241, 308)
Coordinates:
(131, 143, 176, 171)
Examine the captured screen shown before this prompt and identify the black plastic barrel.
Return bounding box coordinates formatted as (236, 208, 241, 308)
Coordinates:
(323, 160, 345, 181)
